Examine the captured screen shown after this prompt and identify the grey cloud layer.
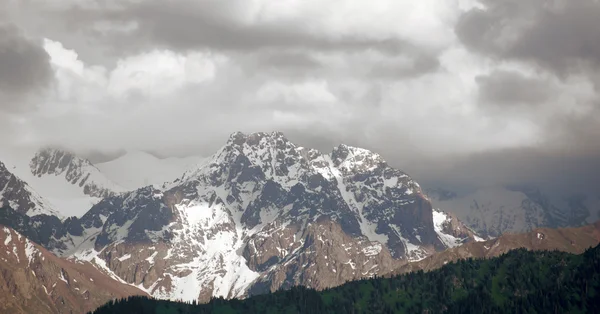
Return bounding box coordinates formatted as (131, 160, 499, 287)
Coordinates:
(476, 70, 553, 106)
(1, 0, 599, 197)
(68, 0, 416, 55)
(456, 0, 600, 78)
(456, 0, 600, 153)
(0, 23, 53, 111)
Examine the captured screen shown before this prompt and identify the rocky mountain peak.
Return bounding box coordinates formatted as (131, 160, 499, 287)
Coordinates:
(29, 147, 122, 199)
(31, 148, 87, 176)
(226, 131, 289, 148)
(331, 144, 385, 174)
(20, 131, 481, 303)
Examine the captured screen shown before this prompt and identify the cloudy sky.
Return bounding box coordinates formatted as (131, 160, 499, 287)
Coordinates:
(1, 0, 599, 193)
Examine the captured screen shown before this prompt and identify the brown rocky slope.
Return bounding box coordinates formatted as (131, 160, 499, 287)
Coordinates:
(0, 225, 145, 314)
(392, 220, 600, 275)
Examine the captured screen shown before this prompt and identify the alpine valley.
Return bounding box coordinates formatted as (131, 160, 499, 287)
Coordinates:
(0, 132, 597, 313)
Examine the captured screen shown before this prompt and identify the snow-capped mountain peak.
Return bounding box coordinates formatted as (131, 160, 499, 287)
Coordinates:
(0, 147, 124, 218)
(30, 148, 123, 199)
(331, 144, 385, 173)
(39, 131, 481, 303)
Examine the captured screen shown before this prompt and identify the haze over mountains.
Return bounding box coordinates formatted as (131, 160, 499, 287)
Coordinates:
(2, 132, 476, 299)
(2, 0, 599, 313)
(427, 186, 600, 238)
(1, 131, 598, 313)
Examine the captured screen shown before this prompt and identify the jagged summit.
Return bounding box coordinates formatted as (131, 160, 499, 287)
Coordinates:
(0, 131, 479, 303)
(331, 144, 387, 174)
(30, 147, 123, 199)
(31, 147, 96, 177)
(196, 131, 394, 180)
(31, 130, 482, 303)
(227, 131, 288, 144)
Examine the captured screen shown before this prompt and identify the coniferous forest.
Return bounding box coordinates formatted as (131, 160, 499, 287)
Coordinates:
(91, 244, 600, 314)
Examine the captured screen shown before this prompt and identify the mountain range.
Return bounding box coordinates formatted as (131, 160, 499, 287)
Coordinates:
(0, 131, 598, 313)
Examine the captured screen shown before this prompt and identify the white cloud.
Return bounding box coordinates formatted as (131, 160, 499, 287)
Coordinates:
(43, 39, 224, 104)
(108, 50, 221, 98)
(43, 39, 108, 105)
(252, 0, 459, 50)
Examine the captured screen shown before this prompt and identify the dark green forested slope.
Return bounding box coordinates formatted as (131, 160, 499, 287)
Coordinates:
(91, 244, 600, 314)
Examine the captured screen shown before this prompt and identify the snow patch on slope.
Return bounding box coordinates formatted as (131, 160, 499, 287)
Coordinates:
(145, 200, 260, 302)
(24, 239, 38, 265)
(432, 209, 464, 248)
(3, 227, 12, 245)
(322, 155, 388, 245)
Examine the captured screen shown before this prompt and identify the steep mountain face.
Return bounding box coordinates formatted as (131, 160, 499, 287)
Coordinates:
(0, 147, 125, 218)
(432, 209, 484, 247)
(49, 132, 477, 303)
(427, 186, 600, 238)
(393, 221, 600, 275)
(0, 225, 145, 314)
(30, 148, 123, 199)
(0, 161, 59, 217)
(0, 206, 62, 247)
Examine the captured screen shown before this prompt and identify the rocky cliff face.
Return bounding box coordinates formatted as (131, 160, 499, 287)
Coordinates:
(48, 132, 477, 302)
(432, 209, 483, 247)
(0, 225, 145, 314)
(30, 148, 123, 199)
(0, 161, 59, 217)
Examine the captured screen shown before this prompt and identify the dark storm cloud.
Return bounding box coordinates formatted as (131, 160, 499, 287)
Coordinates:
(0, 23, 53, 111)
(456, 0, 600, 77)
(408, 145, 600, 196)
(64, 0, 412, 55)
(476, 70, 553, 106)
(456, 0, 600, 192)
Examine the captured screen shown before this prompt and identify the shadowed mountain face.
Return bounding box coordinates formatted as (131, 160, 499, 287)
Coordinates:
(0, 225, 146, 314)
(5, 131, 476, 303)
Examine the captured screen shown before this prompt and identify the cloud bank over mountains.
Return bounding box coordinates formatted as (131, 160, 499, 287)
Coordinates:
(1, 0, 599, 193)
